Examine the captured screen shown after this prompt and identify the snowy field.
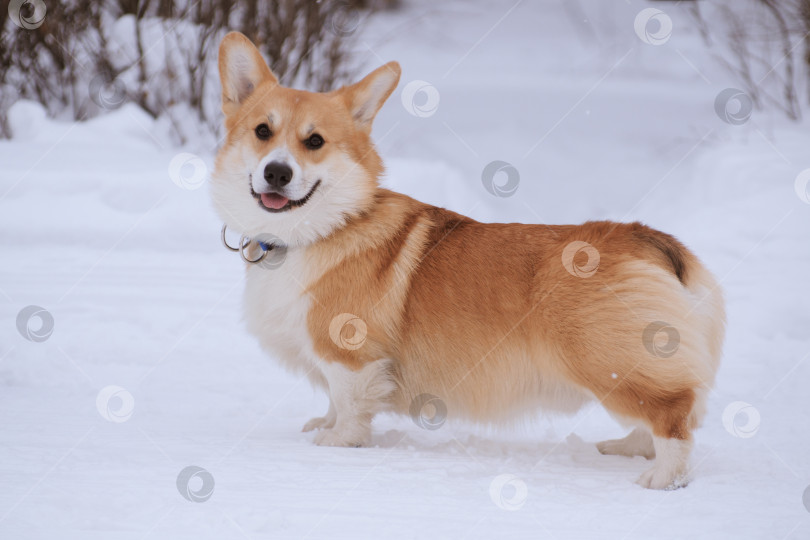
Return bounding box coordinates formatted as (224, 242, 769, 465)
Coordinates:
(2, 1, 810, 538)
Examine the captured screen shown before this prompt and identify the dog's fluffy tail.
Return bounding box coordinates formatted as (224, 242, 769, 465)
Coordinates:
(632, 225, 692, 286)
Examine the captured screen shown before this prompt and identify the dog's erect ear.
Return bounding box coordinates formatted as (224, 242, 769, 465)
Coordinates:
(340, 62, 401, 133)
(218, 32, 278, 116)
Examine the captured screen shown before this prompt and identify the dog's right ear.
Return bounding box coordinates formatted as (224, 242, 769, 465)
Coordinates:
(218, 32, 278, 117)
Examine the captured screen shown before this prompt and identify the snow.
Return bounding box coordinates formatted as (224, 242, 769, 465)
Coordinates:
(2, 0, 809, 538)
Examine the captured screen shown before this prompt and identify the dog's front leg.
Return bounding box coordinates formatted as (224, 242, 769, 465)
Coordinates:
(302, 398, 336, 432)
(312, 358, 395, 447)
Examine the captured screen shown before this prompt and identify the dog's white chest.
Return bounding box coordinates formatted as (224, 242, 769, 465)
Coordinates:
(242, 249, 317, 375)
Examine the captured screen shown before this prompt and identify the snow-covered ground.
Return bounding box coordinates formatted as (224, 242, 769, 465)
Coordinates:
(2, 1, 809, 538)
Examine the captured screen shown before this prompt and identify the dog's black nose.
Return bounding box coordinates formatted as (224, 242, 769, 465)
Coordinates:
(263, 161, 293, 189)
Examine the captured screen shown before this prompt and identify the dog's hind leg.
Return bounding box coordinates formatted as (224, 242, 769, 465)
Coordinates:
(637, 435, 693, 490)
(606, 386, 696, 489)
(597, 427, 655, 459)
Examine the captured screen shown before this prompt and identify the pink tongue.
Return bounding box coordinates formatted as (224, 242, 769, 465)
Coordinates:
(261, 192, 289, 210)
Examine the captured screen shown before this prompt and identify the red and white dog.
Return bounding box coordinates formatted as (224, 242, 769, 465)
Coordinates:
(211, 32, 725, 489)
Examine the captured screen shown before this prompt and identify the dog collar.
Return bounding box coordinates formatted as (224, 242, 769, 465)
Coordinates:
(221, 224, 277, 264)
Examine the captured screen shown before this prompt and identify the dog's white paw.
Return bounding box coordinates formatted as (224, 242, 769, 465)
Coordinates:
(313, 425, 369, 448)
(597, 429, 655, 459)
(302, 415, 335, 432)
(597, 440, 622, 456)
(636, 466, 689, 490)
(636, 436, 692, 489)
(597, 439, 654, 459)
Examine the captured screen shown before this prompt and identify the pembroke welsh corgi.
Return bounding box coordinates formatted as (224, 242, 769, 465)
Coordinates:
(211, 32, 725, 490)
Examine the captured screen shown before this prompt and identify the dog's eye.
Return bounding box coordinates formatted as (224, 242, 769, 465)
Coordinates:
(304, 133, 324, 150)
(255, 124, 272, 141)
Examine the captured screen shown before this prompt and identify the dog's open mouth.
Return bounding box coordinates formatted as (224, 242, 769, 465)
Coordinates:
(252, 180, 321, 213)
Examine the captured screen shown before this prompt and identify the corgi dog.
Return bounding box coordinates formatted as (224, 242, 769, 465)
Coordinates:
(211, 32, 725, 490)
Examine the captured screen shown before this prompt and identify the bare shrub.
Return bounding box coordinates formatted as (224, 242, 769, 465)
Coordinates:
(0, 0, 373, 141)
(691, 0, 809, 121)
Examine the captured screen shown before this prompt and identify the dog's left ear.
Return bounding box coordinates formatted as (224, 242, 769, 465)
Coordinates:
(340, 62, 401, 133)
